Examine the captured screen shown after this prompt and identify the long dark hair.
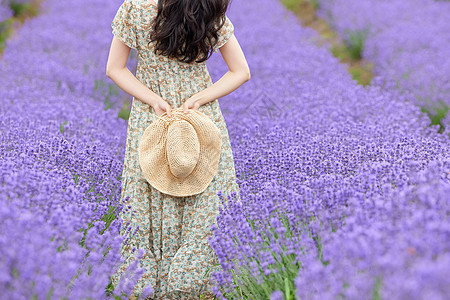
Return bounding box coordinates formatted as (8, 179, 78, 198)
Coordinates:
(148, 0, 231, 64)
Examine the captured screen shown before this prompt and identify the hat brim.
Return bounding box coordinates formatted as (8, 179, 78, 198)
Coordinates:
(138, 109, 222, 197)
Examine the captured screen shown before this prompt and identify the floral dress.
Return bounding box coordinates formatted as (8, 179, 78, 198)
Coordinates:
(109, 0, 240, 299)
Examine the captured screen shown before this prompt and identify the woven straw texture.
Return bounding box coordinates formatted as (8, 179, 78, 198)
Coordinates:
(110, 0, 240, 299)
(138, 108, 222, 197)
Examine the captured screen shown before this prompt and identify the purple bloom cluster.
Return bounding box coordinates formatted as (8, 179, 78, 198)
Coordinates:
(316, 0, 450, 118)
(295, 161, 450, 299)
(205, 0, 450, 299)
(0, 2, 13, 23)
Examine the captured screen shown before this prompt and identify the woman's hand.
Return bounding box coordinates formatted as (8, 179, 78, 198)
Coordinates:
(152, 98, 172, 117)
(182, 96, 201, 114)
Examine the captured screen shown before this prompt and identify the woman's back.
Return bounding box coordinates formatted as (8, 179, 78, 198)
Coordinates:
(108, 0, 246, 298)
(111, 0, 235, 109)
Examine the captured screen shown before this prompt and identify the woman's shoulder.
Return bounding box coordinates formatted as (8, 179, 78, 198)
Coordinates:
(119, 0, 154, 11)
(120, 0, 156, 28)
(128, 0, 156, 8)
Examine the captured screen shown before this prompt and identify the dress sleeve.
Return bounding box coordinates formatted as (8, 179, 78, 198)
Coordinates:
(111, 0, 139, 50)
(213, 14, 235, 53)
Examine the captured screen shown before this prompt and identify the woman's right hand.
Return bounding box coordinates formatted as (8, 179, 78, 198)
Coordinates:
(152, 98, 172, 117)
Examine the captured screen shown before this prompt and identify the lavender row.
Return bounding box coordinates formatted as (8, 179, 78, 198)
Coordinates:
(204, 0, 450, 299)
(316, 0, 450, 129)
(0, 0, 151, 298)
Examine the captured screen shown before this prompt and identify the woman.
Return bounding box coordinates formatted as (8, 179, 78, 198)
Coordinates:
(106, 0, 250, 299)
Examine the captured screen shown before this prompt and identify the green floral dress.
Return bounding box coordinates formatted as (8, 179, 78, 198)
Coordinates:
(109, 0, 240, 299)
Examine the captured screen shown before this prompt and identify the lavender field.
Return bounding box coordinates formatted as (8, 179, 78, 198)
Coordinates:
(316, 0, 450, 131)
(1, 0, 449, 299)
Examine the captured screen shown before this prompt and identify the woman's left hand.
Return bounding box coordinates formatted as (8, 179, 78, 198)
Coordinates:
(182, 96, 201, 114)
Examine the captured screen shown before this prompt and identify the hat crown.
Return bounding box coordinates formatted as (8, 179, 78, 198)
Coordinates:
(138, 108, 222, 197)
(166, 120, 200, 179)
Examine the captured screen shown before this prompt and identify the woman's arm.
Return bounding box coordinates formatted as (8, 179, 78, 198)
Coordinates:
(182, 34, 251, 113)
(106, 36, 173, 117)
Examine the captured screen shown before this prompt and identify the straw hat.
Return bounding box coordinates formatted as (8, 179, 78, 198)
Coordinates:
(138, 107, 222, 197)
